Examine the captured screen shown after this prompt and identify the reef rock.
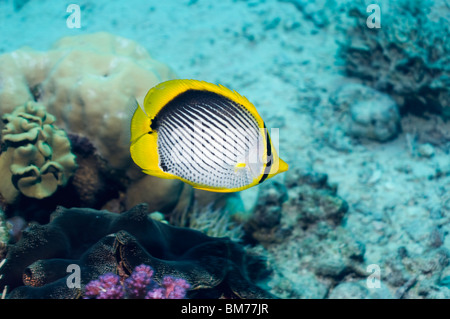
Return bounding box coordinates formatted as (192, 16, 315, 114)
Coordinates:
(330, 83, 401, 142)
(244, 181, 290, 245)
(340, 0, 450, 118)
(246, 164, 371, 298)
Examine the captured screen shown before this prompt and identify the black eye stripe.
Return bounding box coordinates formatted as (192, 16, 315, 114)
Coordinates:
(258, 124, 272, 184)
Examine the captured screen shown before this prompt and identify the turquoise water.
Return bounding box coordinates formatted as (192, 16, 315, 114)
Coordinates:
(0, 0, 449, 300)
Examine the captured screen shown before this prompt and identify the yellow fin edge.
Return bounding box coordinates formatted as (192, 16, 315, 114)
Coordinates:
(142, 79, 265, 128)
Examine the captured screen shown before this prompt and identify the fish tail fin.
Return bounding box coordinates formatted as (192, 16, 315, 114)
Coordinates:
(278, 158, 289, 173)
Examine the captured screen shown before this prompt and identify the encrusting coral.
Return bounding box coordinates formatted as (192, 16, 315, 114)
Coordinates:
(0, 101, 77, 203)
(0, 203, 273, 299)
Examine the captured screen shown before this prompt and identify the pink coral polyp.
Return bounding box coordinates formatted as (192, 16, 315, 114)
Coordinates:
(84, 273, 125, 299)
(84, 264, 190, 299)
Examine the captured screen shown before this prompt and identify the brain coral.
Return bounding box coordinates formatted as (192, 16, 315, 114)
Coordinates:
(0, 101, 77, 203)
(0, 32, 176, 170)
(340, 0, 450, 118)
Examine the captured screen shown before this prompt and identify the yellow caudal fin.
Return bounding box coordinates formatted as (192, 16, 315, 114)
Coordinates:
(278, 158, 289, 173)
(262, 126, 288, 178)
(266, 157, 289, 180)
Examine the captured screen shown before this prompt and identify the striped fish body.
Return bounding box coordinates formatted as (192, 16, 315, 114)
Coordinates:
(130, 79, 288, 192)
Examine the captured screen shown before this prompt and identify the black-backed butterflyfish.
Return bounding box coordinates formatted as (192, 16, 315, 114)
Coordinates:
(130, 79, 288, 192)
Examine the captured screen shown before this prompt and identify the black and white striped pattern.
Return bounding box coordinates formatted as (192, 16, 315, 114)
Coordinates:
(154, 90, 264, 189)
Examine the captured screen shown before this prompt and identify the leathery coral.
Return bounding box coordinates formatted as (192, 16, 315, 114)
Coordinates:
(0, 101, 77, 203)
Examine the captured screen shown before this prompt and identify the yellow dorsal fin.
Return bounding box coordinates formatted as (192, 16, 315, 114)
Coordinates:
(142, 79, 265, 128)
